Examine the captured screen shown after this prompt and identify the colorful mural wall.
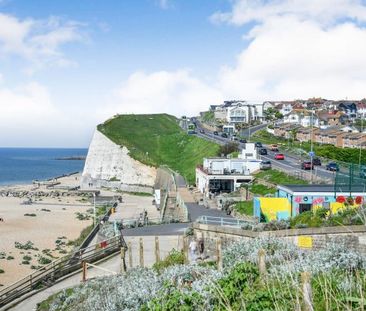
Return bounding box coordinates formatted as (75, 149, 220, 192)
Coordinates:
(254, 191, 364, 222)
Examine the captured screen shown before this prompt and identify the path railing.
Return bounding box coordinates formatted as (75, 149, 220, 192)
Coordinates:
(196, 215, 254, 228)
(0, 235, 127, 308)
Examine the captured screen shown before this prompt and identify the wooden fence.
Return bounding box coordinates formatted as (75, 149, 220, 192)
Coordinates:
(0, 235, 127, 308)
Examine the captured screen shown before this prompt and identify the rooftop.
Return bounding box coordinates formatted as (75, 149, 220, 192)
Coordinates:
(278, 184, 366, 194)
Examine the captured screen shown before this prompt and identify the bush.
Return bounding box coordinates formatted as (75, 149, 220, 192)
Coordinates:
(152, 249, 185, 273)
(217, 142, 239, 156)
(38, 256, 52, 265)
(0, 268, 4, 273)
(24, 213, 37, 217)
(6, 256, 14, 260)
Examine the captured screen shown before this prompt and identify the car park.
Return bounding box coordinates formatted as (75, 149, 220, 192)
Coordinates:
(326, 162, 339, 171)
(274, 153, 285, 160)
(301, 161, 314, 170)
(259, 148, 268, 155)
(312, 157, 321, 166)
(260, 160, 272, 170)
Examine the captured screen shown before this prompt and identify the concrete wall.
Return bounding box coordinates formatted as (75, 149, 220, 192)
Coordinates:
(193, 223, 366, 255)
(81, 129, 157, 190)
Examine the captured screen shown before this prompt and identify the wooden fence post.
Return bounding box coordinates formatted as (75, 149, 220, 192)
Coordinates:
(258, 249, 267, 278)
(301, 272, 313, 311)
(183, 236, 189, 264)
(128, 241, 133, 269)
(155, 236, 160, 264)
(82, 261, 87, 282)
(139, 237, 144, 267)
(216, 237, 223, 271)
(120, 247, 126, 273)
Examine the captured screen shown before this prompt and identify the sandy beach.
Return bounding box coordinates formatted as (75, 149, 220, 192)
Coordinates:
(0, 173, 93, 287)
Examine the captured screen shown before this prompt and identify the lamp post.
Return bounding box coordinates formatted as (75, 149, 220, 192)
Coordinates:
(310, 109, 314, 184)
(93, 192, 96, 226)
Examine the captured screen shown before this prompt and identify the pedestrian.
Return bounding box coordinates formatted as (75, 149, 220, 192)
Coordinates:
(189, 238, 198, 262)
(198, 238, 205, 259)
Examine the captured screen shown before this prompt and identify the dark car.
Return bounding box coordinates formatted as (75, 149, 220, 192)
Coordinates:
(312, 157, 321, 166)
(213, 131, 219, 136)
(255, 142, 263, 148)
(301, 161, 314, 170)
(239, 139, 247, 143)
(221, 133, 228, 138)
(199, 129, 205, 134)
(259, 148, 268, 155)
(326, 162, 339, 171)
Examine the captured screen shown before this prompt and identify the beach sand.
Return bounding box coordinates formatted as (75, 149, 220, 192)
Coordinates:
(0, 174, 92, 287)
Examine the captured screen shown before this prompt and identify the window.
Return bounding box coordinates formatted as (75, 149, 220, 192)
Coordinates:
(299, 203, 312, 214)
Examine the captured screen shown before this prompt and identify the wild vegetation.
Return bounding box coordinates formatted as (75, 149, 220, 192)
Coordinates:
(37, 237, 366, 311)
(97, 114, 219, 184)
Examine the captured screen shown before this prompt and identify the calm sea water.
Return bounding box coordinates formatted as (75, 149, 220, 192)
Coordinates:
(0, 148, 88, 186)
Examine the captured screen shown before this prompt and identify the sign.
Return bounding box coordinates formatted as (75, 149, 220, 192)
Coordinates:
(309, 151, 315, 158)
(298, 236, 313, 248)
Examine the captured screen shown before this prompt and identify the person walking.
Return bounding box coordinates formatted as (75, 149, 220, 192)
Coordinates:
(189, 239, 198, 262)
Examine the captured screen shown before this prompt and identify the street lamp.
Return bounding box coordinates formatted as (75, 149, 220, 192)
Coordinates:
(310, 109, 314, 184)
(93, 192, 96, 226)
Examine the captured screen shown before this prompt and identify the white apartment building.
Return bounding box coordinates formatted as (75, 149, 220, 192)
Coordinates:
(196, 144, 260, 196)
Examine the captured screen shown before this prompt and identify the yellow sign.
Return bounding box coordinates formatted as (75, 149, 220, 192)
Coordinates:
(298, 236, 313, 248)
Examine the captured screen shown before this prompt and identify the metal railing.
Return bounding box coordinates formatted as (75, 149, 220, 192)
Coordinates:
(0, 235, 127, 308)
(196, 215, 254, 228)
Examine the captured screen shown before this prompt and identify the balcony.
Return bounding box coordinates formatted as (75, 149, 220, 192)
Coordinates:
(197, 165, 250, 176)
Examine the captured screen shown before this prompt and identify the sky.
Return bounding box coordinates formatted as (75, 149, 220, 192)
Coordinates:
(1, 0, 366, 147)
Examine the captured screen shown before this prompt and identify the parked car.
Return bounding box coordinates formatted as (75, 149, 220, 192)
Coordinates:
(221, 133, 228, 138)
(255, 142, 263, 148)
(260, 160, 272, 170)
(270, 144, 279, 152)
(326, 162, 339, 171)
(259, 148, 268, 155)
(199, 129, 205, 134)
(274, 153, 285, 160)
(213, 131, 219, 136)
(231, 136, 238, 141)
(312, 157, 321, 166)
(239, 139, 247, 143)
(360, 167, 366, 179)
(301, 161, 314, 170)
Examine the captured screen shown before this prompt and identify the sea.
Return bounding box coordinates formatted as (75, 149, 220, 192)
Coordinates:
(0, 148, 88, 186)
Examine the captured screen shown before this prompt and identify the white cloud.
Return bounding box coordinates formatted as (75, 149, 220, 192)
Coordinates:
(207, 0, 366, 101)
(211, 0, 366, 26)
(104, 70, 223, 117)
(0, 13, 86, 72)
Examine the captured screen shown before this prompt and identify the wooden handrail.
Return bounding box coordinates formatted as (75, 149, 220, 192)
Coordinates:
(0, 235, 126, 308)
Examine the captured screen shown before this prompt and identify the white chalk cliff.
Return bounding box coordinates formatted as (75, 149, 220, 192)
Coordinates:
(82, 130, 156, 186)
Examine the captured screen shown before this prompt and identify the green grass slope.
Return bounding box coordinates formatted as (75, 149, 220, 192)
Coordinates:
(97, 114, 219, 184)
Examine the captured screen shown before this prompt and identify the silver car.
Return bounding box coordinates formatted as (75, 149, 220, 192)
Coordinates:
(260, 160, 272, 170)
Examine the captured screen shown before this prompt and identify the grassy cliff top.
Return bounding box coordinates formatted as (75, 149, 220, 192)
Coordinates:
(97, 114, 219, 184)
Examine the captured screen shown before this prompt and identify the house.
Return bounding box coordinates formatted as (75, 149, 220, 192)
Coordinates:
(283, 109, 318, 128)
(275, 102, 293, 116)
(317, 111, 345, 129)
(313, 127, 346, 147)
(196, 145, 260, 196)
(253, 184, 366, 221)
(296, 127, 319, 143)
(338, 102, 357, 119)
(274, 123, 301, 139)
(225, 101, 264, 124)
(342, 133, 366, 148)
(357, 102, 366, 117)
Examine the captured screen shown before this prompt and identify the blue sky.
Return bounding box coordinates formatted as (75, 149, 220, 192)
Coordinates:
(1, 0, 366, 147)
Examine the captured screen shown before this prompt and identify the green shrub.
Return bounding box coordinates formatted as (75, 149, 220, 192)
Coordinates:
(6, 256, 14, 260)
(0, 268, 4, 273)
(38, 256, 52, 265)
(23, 255, 32, 261)
(234, 201, 253, 216)
(152, 249, 185, 273)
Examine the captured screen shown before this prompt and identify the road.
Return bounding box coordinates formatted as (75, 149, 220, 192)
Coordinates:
(194, 119, 337, 183)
